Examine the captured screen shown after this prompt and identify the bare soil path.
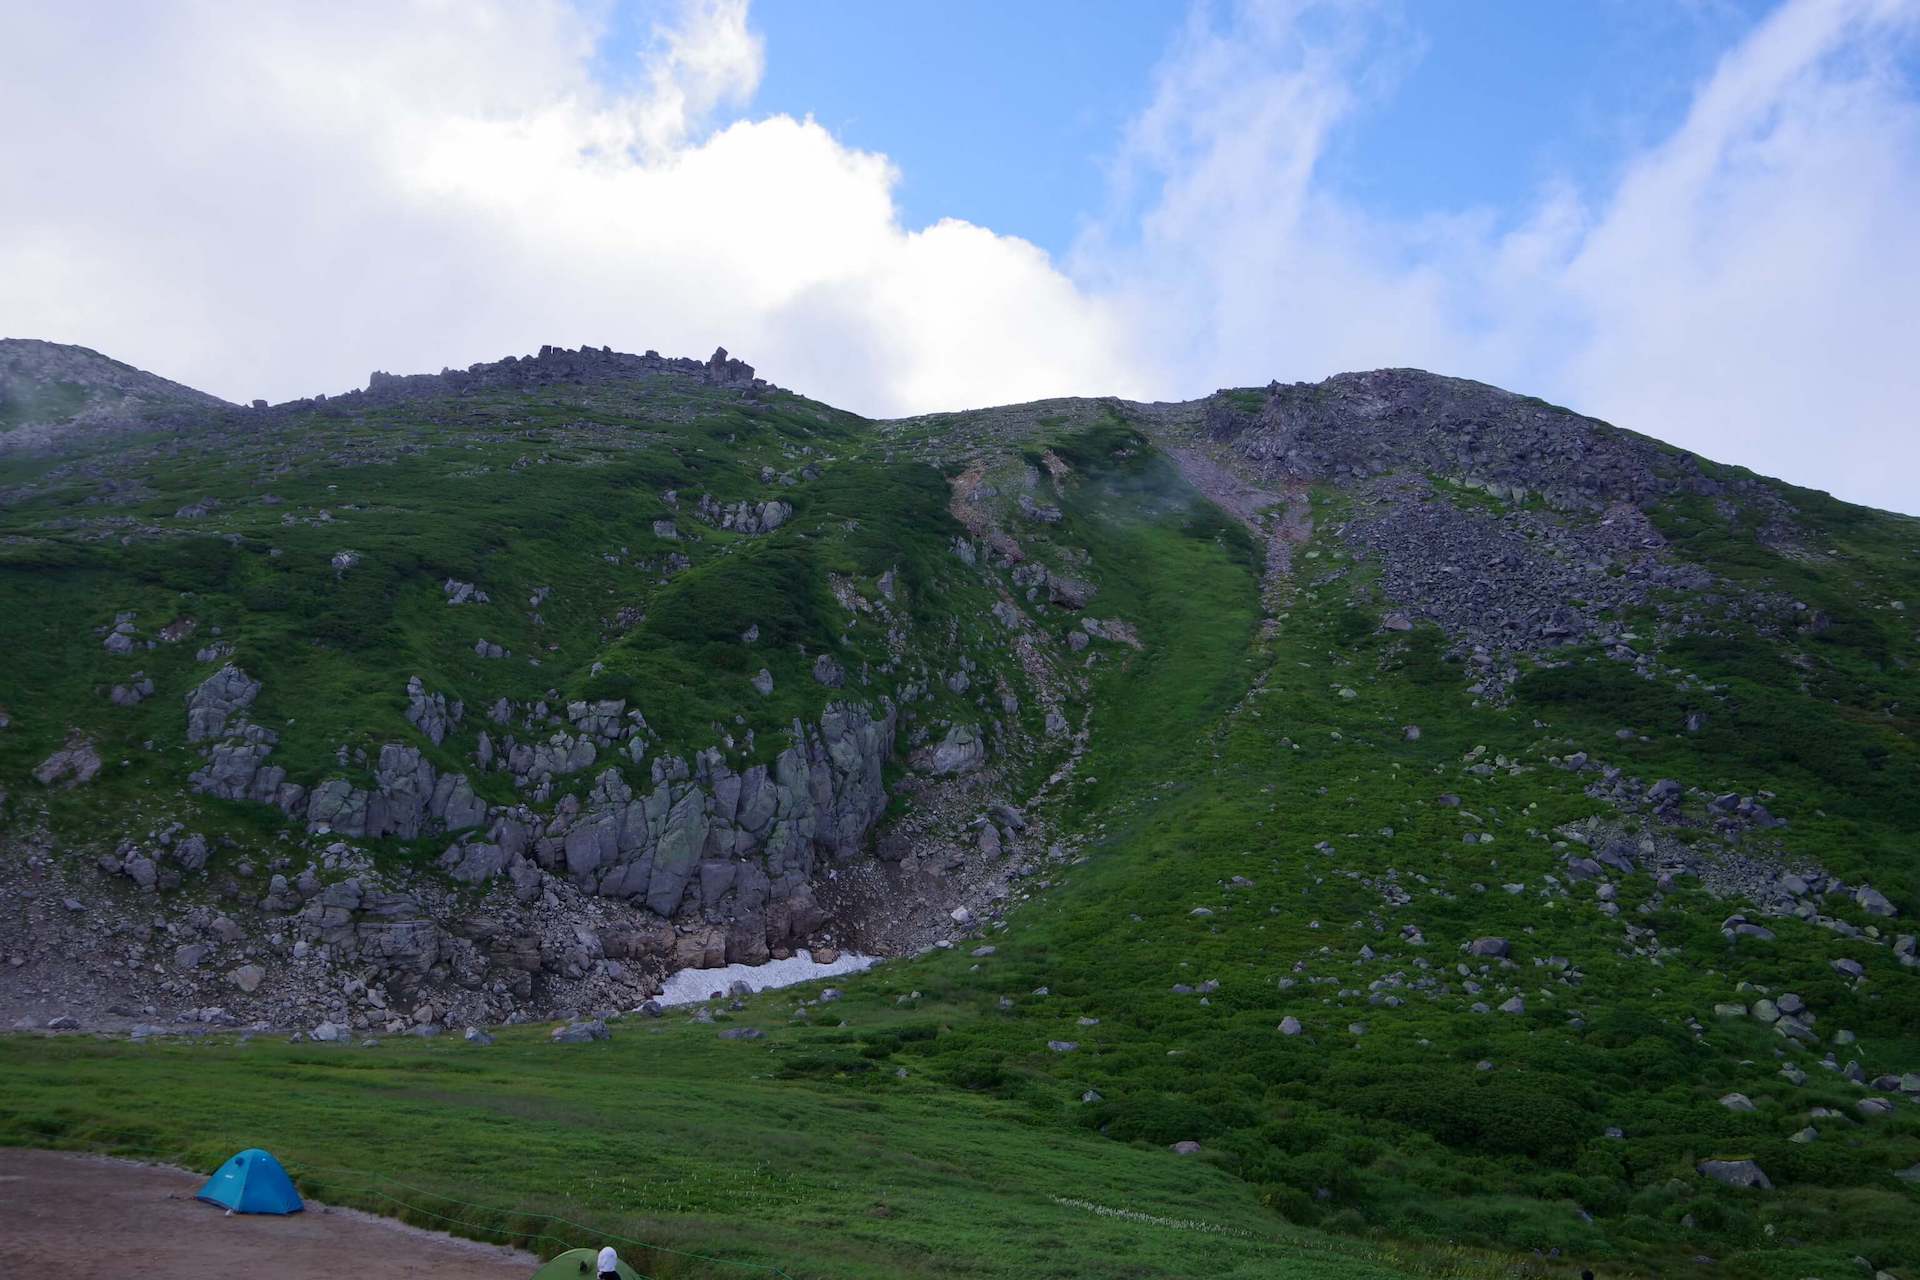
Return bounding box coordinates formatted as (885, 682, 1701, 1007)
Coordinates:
(0, 1148, 538, 1279)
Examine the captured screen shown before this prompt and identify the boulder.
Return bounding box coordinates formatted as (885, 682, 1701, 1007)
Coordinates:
(1856, 886, 1897, 918)
(1697, 1159, 1771, 1190)
(1468, 937, 1510, 958)
(550, 1019, 610, 1044)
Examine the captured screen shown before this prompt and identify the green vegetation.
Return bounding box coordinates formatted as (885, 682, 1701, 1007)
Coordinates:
(3, 373, 1919, 1279)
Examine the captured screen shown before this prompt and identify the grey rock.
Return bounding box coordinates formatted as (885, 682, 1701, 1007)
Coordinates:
(109, 674, 155, 706)
(550, 1019, 610, 1044)
(1697, 1159, 1771, 1190)
(404, 676, 453, 745)
(1856, 886, 1897, 918)
(185, 664, 260, 742)
(33, 734, 102, 789)
(917, 724, 986, 776)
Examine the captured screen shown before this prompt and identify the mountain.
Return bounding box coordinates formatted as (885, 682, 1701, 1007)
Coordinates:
(0, 338, 233, 449)
(1, 342, 1916, 1279)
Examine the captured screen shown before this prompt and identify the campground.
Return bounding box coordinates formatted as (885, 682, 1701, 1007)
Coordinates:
(0, 1147, 534, 1279)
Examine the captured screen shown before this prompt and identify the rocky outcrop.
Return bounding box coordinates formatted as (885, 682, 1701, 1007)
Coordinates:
(356, 344, 763, 406)
(304, 746, 484, 840)
(404, 676, 460, 746)
(694, 493, 793, 535)
(189, 723, 306, 813)
(185, 664, 260, 742)
(185, 663, 300, 812)
(33, 732, 101, 788)
(438, 701, 897, 963)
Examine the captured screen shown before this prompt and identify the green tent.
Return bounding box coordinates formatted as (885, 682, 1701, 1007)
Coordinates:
(531, 1247, 644, 1280)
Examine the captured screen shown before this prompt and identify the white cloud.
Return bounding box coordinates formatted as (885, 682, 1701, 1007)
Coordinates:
(1089, 0, 1920, 513)
(1, 0, 1916, 511)
(0, 0, 1141, 416)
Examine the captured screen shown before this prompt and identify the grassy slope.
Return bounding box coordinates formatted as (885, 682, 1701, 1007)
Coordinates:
(0, 384, 1021, 856)
(3, 414, 1919, 1278)
(0, 430, 1482, 1280)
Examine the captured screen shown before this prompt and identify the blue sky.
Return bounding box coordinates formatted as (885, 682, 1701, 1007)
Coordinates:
(630, 1, 1779, 259)
(4, 0, 1919, 511)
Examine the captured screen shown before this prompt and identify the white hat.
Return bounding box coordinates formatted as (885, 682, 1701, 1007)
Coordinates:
(597, 1246, 619, 1272)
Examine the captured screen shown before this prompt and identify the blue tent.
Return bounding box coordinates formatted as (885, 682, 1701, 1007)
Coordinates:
(196, 1148, 304, 1214)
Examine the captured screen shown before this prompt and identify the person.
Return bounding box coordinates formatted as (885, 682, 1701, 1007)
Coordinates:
(597, 1245, 621, 1280)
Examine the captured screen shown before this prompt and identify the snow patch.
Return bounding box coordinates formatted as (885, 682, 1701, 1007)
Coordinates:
(654, 951, 879, 1007)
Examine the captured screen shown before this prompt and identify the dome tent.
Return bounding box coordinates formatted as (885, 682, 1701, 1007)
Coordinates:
(531, 1247, 643, 1280)
(195, 1148, 304, 1214)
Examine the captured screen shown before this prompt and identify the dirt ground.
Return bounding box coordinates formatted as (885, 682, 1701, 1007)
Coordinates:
(0, 1148, 539, 1278)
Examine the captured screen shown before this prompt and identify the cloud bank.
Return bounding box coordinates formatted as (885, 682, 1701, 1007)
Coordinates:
(1, 0, 1916, 511)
